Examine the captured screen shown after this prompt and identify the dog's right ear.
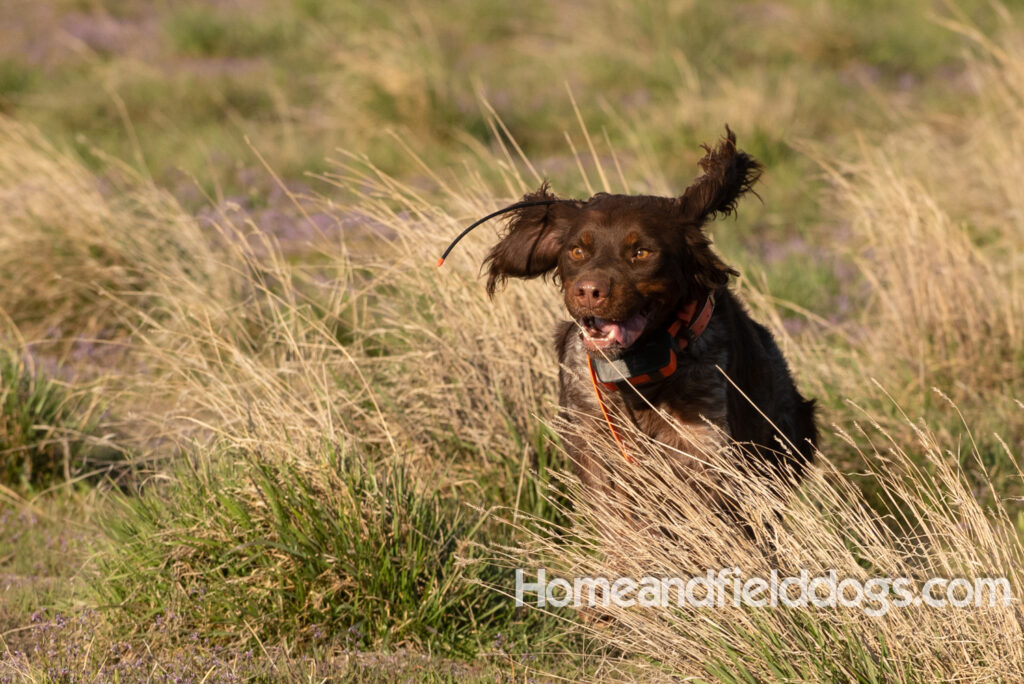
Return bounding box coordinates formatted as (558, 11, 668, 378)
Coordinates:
(483, 183, 578, 296)
(678, 126, 762, 224)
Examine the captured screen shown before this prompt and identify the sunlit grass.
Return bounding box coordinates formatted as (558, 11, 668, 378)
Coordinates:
(1, 1, 1024, 681)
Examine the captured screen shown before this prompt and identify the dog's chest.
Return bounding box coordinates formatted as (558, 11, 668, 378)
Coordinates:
(557, 322, 731, 454)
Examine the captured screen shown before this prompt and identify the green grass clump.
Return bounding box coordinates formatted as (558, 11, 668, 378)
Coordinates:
(165, 5, 299, 58)
(0, 58, 35, 113)
(98, 444, 557, 655)
(0, 349, 100, 487)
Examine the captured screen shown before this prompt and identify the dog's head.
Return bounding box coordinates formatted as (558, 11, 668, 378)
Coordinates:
(484, 127, 761, 357)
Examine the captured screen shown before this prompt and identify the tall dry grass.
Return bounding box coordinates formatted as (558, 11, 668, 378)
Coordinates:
(494, 16, 1024, 680)
(766, 18, 1024, 496)
(0, 122, 233, 349)
(2, 12, 1024, 682)
(488, 402, 1024, 681)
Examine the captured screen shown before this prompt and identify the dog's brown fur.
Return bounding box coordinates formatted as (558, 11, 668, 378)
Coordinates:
(483, 128, 816, 513)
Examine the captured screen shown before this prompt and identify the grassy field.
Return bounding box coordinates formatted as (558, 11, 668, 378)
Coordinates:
(2, 0, 1024, 680)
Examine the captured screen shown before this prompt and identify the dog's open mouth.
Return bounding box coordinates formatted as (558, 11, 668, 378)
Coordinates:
(580, 311, 650, 352)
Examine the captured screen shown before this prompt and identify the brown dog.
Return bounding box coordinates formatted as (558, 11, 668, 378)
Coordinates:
(481, 128, 816, 516)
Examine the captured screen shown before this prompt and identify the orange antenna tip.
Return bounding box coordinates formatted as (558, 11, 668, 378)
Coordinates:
(436, 257, 445, 267)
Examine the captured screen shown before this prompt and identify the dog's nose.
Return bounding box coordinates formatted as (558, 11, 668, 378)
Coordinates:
(575, 279, 609, 308)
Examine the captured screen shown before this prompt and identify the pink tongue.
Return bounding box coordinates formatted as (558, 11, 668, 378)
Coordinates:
(594, 315, 645, 347)
(594, 319, 625, 344)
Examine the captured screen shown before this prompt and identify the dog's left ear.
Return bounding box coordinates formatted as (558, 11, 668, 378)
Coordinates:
(678, 126, 763, 224)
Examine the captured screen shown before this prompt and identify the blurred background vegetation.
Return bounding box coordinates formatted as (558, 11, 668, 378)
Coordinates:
(0, 1, 1008, 190)
(2, 0, 1024, 680)
(2, 0, 1017, 317)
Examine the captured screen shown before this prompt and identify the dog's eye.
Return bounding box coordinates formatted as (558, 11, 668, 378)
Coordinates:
(634, 248, 652, 260)
(569, 246, 585, 260)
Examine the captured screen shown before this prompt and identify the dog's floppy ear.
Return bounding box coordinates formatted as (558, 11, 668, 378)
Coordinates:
(483, 183, 578, 296)
(678, 126, 762, 224)
(674, 127, 759, 290)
